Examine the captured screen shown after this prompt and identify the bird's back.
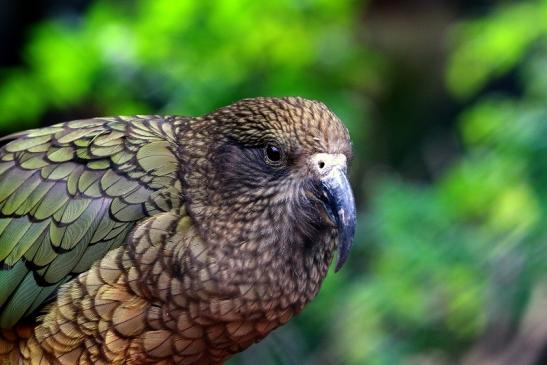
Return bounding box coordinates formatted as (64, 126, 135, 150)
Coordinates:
(0, 116, 184, 328)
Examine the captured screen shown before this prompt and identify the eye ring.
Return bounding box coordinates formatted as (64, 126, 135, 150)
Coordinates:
(265, 144, 283, 164)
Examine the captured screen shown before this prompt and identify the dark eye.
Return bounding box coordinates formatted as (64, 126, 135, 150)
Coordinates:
(265, 144, 282, 164)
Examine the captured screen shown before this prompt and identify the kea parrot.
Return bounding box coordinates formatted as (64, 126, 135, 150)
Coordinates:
(0, 97, 356, 364)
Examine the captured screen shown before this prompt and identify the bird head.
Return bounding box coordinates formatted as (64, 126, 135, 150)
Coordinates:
(181, 97, 356, 278)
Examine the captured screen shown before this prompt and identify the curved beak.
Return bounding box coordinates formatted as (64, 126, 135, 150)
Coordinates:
(313, 154, 357, 272)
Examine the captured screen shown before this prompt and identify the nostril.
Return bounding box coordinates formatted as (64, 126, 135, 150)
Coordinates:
(318, 161, 325, 169)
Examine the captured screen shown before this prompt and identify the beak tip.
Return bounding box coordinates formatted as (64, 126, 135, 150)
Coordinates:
(319, 162, 357, 273)
(334, 258, 345, 273)
(333, 217, 355, 273)
(331, 204, 356, 273)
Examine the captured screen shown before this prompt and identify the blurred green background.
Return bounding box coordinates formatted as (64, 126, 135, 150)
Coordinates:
(1, 0, 546, 364)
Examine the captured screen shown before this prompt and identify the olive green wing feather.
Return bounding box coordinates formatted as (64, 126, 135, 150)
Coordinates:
(0, 116, 183, 328)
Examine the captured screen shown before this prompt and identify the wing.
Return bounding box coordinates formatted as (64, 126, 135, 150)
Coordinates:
(0, 116, 184, 328)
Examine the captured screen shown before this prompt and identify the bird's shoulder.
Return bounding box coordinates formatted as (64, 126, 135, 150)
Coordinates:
(0, 115, 189, 328)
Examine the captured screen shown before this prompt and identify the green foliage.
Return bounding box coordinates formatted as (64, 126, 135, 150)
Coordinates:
(328, 2, 547, 364)
(446, 0, 547, 98)
(0, 0, 374, 136)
